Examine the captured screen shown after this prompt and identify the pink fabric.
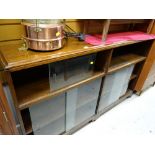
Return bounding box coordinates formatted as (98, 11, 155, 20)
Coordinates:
(85, 31, 155, 46)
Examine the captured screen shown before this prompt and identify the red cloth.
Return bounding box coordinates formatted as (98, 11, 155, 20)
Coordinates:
(85, 31, 155, 46)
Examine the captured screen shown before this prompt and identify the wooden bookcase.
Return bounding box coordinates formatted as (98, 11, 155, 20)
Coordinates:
(0, 19, 154, 135)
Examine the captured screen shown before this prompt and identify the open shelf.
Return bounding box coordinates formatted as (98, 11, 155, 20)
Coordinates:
(13, 53, 144, 110)
(16, 77, 49, 110)
(16, 71, 105, 110)
(108, 54, 146, 73)
(10, 52, 108, 110)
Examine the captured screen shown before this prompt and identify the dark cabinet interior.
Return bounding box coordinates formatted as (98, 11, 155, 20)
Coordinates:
(11, 52, 108, 110)
(49, 53, 97, 91)
(109, 19, 151, 33)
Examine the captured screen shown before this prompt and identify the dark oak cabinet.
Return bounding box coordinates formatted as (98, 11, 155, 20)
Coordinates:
(0, 19, 155, 134)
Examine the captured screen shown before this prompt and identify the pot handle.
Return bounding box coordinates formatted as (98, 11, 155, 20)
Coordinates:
(18, 38, 28, 51)
(34, 19, 42, 32)
(33, 27, 42, 32)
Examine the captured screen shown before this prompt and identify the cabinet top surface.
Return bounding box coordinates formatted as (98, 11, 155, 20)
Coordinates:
(0, 38, 143, 72)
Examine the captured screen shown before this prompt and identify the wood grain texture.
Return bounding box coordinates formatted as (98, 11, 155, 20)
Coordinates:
(85, 20, 106, 34)
(0, 71, 7, 84)
(0, 19, 154, 135)
(108, 54, 146, 73)
(134, 23, 155, 92)
(0, 103, 12, 134)
(0, 40, 22, 46)
(13, 53, 146, 110)
(110, 19, 150, 25)
(95, 49, 113, 72)
(0, 25, 25, 42)
(0, 19, 79, 25)
(142, 60, 155, 90)
(4, 72, 26, 134)
(66, 21, 84, 32)
(147, 20, 154, 33)
(16, 71, 105, 110)
(0, 80, 18, 134)
(108, 24, 130, 33)
(102, 20, 111, 41)
(109, 19, 151, 33)
(0, 19, 21, 25)
(0, 38, 144, 72)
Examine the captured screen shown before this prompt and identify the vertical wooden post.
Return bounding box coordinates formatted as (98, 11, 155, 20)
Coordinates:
(0, 80, 18, 134)
(102, 19, 111, 42)
(147, 19, 154, 34)
(4, 71, 26, 134)
(83, 20, 89, 35)
(134, 40, 155, 92)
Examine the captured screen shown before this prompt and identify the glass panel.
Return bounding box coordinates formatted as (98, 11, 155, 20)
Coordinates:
(29, 93, 66, 135)
(119, 65, 135, 96)
(66, 78, 101, 131)
(98, 65, 134, 112)
(49, 54, 97, 91)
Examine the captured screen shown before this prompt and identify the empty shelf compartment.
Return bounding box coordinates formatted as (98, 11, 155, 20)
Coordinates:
(49, 53, 97, 91)
(109, 53, 145, 73)
(11, 64, 50, 109)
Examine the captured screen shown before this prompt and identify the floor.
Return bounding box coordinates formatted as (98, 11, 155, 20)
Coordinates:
(75, 86, 155, 135)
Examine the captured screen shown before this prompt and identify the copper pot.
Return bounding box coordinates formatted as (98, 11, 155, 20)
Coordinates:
(23, 37, 65, 51)
(22, 21, 65, 51)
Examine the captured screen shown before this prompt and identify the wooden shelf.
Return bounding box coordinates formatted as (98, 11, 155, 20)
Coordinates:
(0, 20, 154, 135)
(15, 53, 145, 110)
(108, 54, 146, 73)
(0, 38, 145, 72)
(16, 71, 105, 110)
(16, 77, 50, 110)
